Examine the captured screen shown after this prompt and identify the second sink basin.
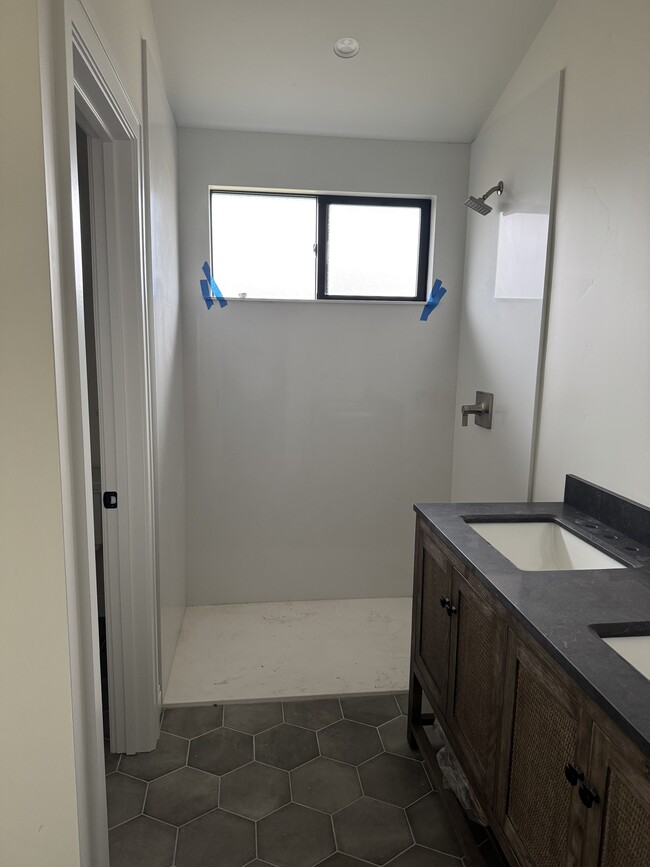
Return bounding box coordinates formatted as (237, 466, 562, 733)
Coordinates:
(602, 635, 650, 681)
(467, 521, 627, 571)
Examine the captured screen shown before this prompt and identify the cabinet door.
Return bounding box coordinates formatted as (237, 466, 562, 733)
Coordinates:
(447, 569, 506, 803)
(580, 723, 650, 867)
(414, 525, 452, 711)
(496, 635, 586, 867)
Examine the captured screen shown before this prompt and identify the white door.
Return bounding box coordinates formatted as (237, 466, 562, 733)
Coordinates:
(73, 28, 160, 755)
(451, 73, 563, 503)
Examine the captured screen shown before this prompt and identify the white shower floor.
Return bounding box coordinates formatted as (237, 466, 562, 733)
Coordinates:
(164, 597, 412, 706)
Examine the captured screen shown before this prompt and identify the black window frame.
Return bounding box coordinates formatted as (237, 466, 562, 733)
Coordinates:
(316, 194, 432, 302)
(209, 189, 432, 302)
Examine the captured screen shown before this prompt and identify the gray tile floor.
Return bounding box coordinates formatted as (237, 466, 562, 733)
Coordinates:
(105, 694, 473, 867)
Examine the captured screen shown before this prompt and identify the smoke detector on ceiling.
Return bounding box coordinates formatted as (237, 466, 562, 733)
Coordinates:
(334, 37, 360, 59)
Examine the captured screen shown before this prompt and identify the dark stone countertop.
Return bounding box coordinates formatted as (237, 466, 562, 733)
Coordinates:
(414, 497, 650, 757)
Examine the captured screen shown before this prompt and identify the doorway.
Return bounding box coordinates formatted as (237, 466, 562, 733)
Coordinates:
(72, 24, 161, 758)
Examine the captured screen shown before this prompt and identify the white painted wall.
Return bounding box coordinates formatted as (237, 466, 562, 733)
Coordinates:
(451, 74, 561, 502)
(178, 129, 470, 604)
(0, 0, 184, 860)
(144, 44, 186, 694)
(79, 0, 162, 118)
(480, 0, 650, 505)
(0, 1, 80, 863)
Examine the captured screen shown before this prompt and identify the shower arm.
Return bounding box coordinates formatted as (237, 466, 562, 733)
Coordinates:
(481, 182, 504, 202)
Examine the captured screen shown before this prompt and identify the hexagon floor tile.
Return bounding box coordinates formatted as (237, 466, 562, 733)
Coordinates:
(255, 723, 318, 771)
(119, 731, 189, 782)
(105, 772, 146, 829)
(189, 726, 253, 776)
(379, 715, 421, 760)
(291, 757, 361, 813)
(220, 761, 290, 819)
(145, 766, 220, 826)
(395, 693, 409, 715)
(340, 696, 401, 727)
(109, 815, 177, 867)
(389, 845, 461, 866)
(358, 752, 430, 807)
(224, 702, 283, 735)
(162, 705, 223, 739)
(318, 719, 382, 766)
(258, 802, 335, 867)
(175, 809, 255, 867)
(316, 856, 370, 867)
(105, 696, 463, 866)
(406, 793, 463, 857)
(334, 797, 413, 865)
(283, 699, 342, 731)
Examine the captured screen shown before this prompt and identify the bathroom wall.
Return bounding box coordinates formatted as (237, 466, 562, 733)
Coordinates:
(485, 0, 650, 505)
(451, 73, 561, 502)
(0, 2, 81, 863)
(78, 0, 162, 119)
(178, 129, 470, 604)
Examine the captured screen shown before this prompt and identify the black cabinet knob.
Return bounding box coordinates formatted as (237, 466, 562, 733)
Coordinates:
(578, 783, 600, 809)
(439, 596, 450, 609)
(564, 764, 584, 787)
(446, 603, 458, 617)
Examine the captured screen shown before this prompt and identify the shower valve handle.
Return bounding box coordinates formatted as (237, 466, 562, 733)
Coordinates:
(461, 392, 494, 429)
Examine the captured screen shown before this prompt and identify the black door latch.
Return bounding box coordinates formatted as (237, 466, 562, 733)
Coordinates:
(103, 491, 118, 509)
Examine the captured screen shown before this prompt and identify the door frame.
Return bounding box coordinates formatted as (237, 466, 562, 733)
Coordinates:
(38, 0, 160, 862)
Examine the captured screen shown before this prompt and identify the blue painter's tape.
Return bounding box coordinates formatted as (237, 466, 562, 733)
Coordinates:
(200, 279, 215, 310)
(420, 278, 447, 321)
(200, 261, 228, 309)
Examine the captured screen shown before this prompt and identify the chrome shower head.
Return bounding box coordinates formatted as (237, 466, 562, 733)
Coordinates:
(464, 181, 504, 215)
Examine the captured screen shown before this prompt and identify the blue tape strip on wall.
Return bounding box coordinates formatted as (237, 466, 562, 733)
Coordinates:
(200, 261, 228, 310)
(200, 279, 214, 309)
(420, 278, 447, 321)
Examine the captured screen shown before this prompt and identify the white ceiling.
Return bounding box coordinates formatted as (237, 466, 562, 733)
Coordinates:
(151, 0, 556, 143)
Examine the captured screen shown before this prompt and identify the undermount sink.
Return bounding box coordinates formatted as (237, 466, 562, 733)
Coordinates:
(593, 622, 650, 681)
(601, 635, 650, 681)
(467, 521, 627, 571)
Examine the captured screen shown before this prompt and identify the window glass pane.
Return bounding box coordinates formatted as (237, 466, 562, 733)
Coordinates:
(211, 193, 316, 300)
(326, 204, 422, 298)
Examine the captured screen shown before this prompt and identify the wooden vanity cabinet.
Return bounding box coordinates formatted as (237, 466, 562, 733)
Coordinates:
(410, 516, 650, 867)
(496, 631, 650, 867)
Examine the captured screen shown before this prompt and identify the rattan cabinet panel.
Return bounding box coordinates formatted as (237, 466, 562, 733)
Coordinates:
(498, 637, 584, 867)
(580, 723, 650, 867)
(447, 569, 506, 804)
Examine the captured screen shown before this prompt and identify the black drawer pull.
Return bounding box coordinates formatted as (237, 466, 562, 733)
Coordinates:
(439, 596, 450, 609)
(564, 764, 584, 786)
(578, 783, 600, 809)
(446, 603, 457, 617)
